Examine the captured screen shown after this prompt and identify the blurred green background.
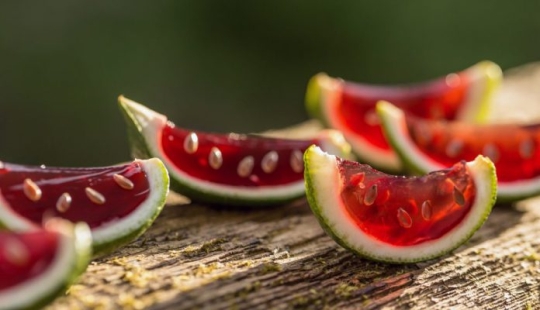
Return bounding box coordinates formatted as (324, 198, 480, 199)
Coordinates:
(1, 1, 539, 166)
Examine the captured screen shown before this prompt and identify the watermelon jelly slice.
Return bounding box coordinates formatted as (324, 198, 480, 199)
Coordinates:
(304, 145, 497, 263)
(377, 101, 540, 203)
(118, 96, 351, 206)
(0, 220, 91, 310)
(0, 158, 169, 255)
(305, 61, 502, 173)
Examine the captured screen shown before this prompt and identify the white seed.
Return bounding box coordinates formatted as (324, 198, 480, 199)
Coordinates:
(445, 73, 461, 87)
(237, 156, 255, 178)
(364, 109, 379, 126)
(519, 138, 535, 159)
(85, 187, 106, 205)
(183, 132, 199, 154)
(261, 151, 279, 173)
(56, 192, 72, 213)
(397, 208, 413, 228)
(23, 178, 42, 202)
(483, 143, 499, 162)
(445, 139, 463, 158)
(208, 147, 223, 169)
(113, 174, 134, 190)
(363, 184, 378, 206)
(3, 237, 29, 266)
(290, 150, 304, 173)
(421, 200, 432, 220)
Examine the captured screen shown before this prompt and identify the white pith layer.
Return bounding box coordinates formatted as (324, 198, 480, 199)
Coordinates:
(456, 61, 502, 123)
(120, 97, 347, 201)
(317, 75, 401, 172)
(0, 223, 91, 309)
(378, 101, 442, 173)
(307, 146, 495, 262)
(0, 158, 168, 247)
(379, 101, 540, 200)
(0, 194, 35, 232)
(316, 61, 499, 172)
(92, 158, 168, 246)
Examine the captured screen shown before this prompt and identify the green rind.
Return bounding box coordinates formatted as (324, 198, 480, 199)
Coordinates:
(167, 138, 351, 207)
(91, 212, 159, 255)
(305, 76, 396, 173)
(119, 96, 351, 207)
(166, 176, 300, 207)
(119, 97, 302, 206)
(91, 160, 169, 256)
(36, 223, 92, 310)
(376, 102, 426, 177)
(305, 74, 403, 174)
(304, 148, 353, 254)
(0, 158, 168, 257)
(303, 147, 402, 263)
(496, 190, 537, 205)
(469, 61, 503, 124)
(304, 62, 503, 174)
(71, 223, 93, 288)
(2, 222, 92, 310)
(304, 146, 497, 264)
(118, 95, 153, 160)
(305, 73, 327, 125)
(118, 96, 294, 206)
(377, 101, 538, 203)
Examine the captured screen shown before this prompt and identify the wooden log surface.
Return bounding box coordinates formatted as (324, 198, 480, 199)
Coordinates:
(48, 63, 540, 310)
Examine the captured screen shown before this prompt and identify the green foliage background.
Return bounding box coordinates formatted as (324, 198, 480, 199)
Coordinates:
(1, 1, 539, 166)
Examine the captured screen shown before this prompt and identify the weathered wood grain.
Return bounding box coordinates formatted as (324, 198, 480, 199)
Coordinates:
(47, 63, 540, 310)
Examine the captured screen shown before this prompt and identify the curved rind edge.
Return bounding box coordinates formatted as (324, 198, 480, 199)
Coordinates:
(475, 61, 503, 123)
(118, 95, 154, 159)
(376, 100, 431, 176)
(304, 145, 497, 264)
(461, 61, 503, 124)
(305, 73, 326, 123)
(118, 96, 304, 206)
(303, 62, 503, 174)
(91, 158, 169, 255)
(0, 221, 92, 310)
(378, 100, 540, 203)
(0, 158, 169, 257)
(304, 74, 402, 173)
(119, 96, 351, 206)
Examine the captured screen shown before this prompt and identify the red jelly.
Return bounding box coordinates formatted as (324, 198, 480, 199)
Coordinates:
(161, 123, 317, 187)
(0, 231, 58, 289)
(339, 72, 468, 151)
(339, 159, 475, 246)
(406, 115, 540, 182)
(0, 162, 149, 228)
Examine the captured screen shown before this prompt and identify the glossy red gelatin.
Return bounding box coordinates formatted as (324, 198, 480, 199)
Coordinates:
(339, 73, 468, 150)
(339, 159, 475, 246)
(0, 231, 58, 289)
(0, 162, 150, 228)
(161, 123, 316, 187)
(406, 115, 540, 182)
